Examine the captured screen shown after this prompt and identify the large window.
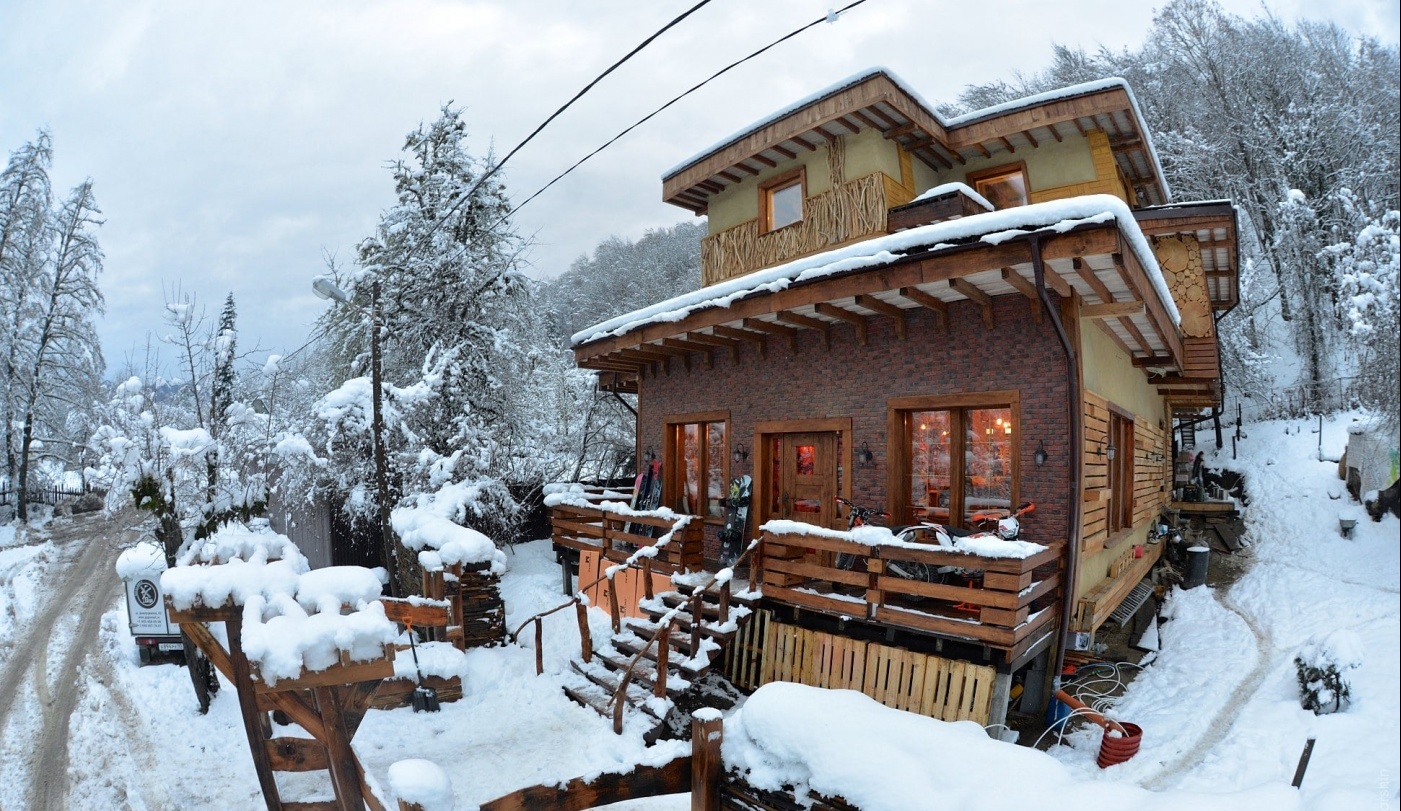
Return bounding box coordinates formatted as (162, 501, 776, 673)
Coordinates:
(968, 164, 1029, 210)
(890, 395, 1018, 528)
(665, 413, 728, 521)
(761, 168, 805, 232)
(1108, 411, 1135, 533)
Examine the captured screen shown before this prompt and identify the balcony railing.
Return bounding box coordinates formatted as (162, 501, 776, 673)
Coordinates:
(755, 522, 1063, 659)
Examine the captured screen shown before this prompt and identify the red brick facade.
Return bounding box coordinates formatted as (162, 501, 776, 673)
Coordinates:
(638, 295, 1072, 561)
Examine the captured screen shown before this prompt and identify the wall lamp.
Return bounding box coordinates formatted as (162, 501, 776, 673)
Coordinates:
(1034, 440, 1049, 467)
(732, 443, 749, 464)
(858, 442, 875, 468)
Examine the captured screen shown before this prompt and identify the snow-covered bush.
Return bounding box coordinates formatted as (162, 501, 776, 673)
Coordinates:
(1294, 630, 1363, 714)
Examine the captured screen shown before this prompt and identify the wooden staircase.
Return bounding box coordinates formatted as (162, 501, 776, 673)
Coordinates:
(562, 588, 755, 731)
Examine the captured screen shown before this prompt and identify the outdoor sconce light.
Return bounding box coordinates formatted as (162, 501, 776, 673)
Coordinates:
(732, 443, 749, 464)
(1107, 443, 1117, 461)
(858, 442, 875, 468)
(1094, 440, 1105, 457)
(1034, 440, 1049, 467)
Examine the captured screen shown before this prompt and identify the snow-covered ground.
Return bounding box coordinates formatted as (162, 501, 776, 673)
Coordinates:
(1, 412, 1396, 810)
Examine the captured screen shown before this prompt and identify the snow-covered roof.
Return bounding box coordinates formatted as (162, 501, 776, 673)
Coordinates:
(572, 194, 1179, 347)
(907, 182, 994, 211)
(663, 69, 1169, 201)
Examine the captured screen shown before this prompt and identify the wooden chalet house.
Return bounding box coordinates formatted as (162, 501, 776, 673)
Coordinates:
(560, 69, 1239, 725)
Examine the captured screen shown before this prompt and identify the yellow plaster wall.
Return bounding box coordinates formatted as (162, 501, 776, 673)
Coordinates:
(844, 128, 903, 186)
(706, 149, 833, 234)
(1075, 320, 1168, 602)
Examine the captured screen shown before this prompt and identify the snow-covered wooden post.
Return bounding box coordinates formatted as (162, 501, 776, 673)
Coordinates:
(691, 709, 723, 811)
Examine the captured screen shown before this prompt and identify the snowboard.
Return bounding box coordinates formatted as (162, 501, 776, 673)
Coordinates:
(627, 457, 663, 539)
(718, 475, 752, 566)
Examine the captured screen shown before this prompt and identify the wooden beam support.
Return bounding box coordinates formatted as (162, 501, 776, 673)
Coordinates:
(1024, 129, 1040, 148)
(1072, 257, 1117, 304)
(1047, 124, 1064, 143)
(998, 268, 1043, 324)
(775, 310, 831, 348)
(1117, 316, 1153, 355)
(974, 142, 993, 160)
(814, 302, 869, 345)
(1132, 355, 1175, 368)
(948, 277, 995, 329)
(883, 121, 917, 140)
(850, 109, 883, 131)
(751, 152, 777, 168)
(715, 170, 742, 184)
(660, 338, 714, 369)
(696, 179, 723, 194)
(733, 162, 761, 177)
(770, 144, 796, 160)
(225, 618, 284, 811)
(896, 286, 948, 333)
(1080, 300, 1145, 319)
(712, 324, 767, 358)
(1093, 320, 1137, 359)
(685, 331, 743, 362)
(741, 318, 798, 353)
(854, 294, 907, 340)
(998, 136, 1016, 154)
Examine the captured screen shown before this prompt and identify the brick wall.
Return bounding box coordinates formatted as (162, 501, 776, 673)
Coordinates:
(637, 295, 1073, 560)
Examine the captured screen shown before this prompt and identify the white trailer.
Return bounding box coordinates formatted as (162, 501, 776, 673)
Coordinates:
(116, 541, 184, 664)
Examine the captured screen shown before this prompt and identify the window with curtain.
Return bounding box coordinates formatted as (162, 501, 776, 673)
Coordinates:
(668, 418, 727, 520)
(905, 405, 1015, 527)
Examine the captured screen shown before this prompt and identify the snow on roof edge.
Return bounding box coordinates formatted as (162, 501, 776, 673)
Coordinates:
(572, 194, 1180, 348)
(662, 71, 1169, 202)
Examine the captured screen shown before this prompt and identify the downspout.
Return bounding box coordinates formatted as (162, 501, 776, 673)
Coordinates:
(1029, 235, 1081, 690)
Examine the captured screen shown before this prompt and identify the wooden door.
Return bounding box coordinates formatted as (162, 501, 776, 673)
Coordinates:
(772, 432, 839, 529)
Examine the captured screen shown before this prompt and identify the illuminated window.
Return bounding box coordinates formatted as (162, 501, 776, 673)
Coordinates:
(895, 399, 1017, 528)
(969, 165, 1029, 209)
(761, 169, 805, 232)
(665, 415, 728, 521)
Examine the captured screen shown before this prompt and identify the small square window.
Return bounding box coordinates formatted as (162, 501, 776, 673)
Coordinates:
(970, 165, 1029, 209)
(769, 182, 803, 229)
(761, 169, 805, 232)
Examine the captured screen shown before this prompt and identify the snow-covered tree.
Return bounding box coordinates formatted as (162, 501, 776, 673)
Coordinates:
(1325, 199, 1400, 424)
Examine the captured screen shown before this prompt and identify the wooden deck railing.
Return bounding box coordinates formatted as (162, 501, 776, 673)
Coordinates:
(550, 501, 705, 574)
(757, 529, 1063, 660)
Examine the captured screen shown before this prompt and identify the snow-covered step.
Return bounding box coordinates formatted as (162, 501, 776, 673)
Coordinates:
(562, 668, 665, 721)
(607, 638, 705, 679)
(568, 660, 667, 714)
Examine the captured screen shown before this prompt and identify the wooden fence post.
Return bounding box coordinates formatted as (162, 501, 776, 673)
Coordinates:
(655, 626, 671, 699)
(575, 601, 592, 663)
(691, 711, 723, 811)
(533, 618, 544, 676)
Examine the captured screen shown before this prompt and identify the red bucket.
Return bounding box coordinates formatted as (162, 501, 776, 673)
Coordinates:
(1096, 722, 1143, 768)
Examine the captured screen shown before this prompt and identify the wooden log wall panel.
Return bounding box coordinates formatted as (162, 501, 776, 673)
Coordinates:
(1133, 420, 1169, 526)
(756, 622, 995, 725)
(1081, 391, 1111, 552)
(700, 171, 891, 286)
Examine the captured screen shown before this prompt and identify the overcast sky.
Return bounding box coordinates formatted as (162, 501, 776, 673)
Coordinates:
(2, 0, 1396, 373)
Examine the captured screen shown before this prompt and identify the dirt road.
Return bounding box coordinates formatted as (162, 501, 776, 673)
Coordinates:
(0, 512, 144, 811)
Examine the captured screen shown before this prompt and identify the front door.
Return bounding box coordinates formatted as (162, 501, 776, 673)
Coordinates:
(769, 432, 839, 529)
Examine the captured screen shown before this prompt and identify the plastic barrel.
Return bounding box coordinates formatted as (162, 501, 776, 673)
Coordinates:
(1045, 696, 1072, 730)
(1184, 546, 1210, 589)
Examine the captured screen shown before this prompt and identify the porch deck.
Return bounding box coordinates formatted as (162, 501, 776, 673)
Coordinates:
(756, 526, 1064, 662)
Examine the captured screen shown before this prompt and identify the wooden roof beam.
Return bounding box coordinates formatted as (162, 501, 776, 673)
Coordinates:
(1132, 355, 1175, 368)
(716, 170, 743, 184)
(1072, 257, 1116, 304)
(1117, 317, 1154, 355)
(850, 109, 884, 131)
(974, 142, 993, 160)
(734, 162, 761, 177)
(697, 179, 724, 194)
(660, 338, 716, 368)
(684, 330, 744, 362)
(948, 277, 995, 329)
(883, 122, 918, 140)
(712, 324, 768, 358)
(741, 318, 799, 353)
(854, 294, 908, 340)
(775, 311, 831, 348)
(1047, 124, 1064, 143)
(1080, 300, 1144, 319)
(998, 268, 1044, 324)
(897, 286, 948, 333)
(1093, 320, 1137, 360)
(813, 126, 840, 144)
(770, 144, 797, 161)
(998, 136, 1017, 154)
(751, 152, 778, 168)
(814, 302, 869, 345)
(1024, 130, 1040, 148)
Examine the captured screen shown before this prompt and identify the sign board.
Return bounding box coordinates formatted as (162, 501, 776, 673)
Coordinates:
(124, 574, 173, 636)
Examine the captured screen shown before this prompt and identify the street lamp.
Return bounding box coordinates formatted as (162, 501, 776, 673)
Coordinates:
(312, 275, 398, 597)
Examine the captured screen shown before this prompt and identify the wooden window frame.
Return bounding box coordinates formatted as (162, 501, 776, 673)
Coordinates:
(966, 162, 1029, 209)
(663, 410, 730, 524)
(887, 392, 1021, 528)
(760, 167, 806, 233)
(1107, 408, 1135, 534)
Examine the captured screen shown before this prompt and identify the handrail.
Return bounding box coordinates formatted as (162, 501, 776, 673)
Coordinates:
(605, 540, 760, 732)
(511, 510, 693, 674)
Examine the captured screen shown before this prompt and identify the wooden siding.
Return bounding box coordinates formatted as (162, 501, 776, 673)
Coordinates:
(700, 171, 892, 286)
(1081, 392, 1169, 555)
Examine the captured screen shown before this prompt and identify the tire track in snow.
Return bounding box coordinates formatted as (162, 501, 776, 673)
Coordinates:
(0, 513, 139, 811)
(1142, 588, 1272, 791)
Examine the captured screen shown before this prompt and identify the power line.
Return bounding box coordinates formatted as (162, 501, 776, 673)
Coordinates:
(504, 0, 871, 220)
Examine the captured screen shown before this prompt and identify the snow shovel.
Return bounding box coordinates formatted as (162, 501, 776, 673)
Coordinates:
(405, 621, 440, 713)
(1053, 689, 1141, 768)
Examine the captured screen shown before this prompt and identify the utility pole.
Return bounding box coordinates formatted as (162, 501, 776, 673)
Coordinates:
(368, 278, 399, 597)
